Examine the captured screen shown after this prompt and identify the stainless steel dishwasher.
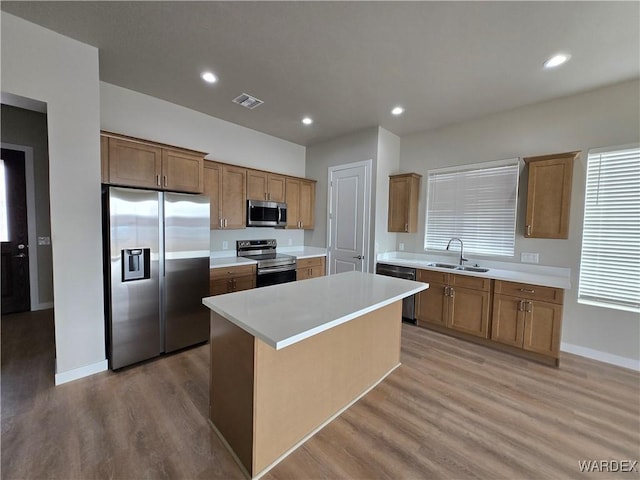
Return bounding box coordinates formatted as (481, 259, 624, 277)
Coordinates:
(376, 263, 417, 323)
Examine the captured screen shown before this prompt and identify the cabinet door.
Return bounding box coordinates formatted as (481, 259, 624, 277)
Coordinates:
(203, 162, 222, 229)
(268, 174, 287, 203)
(221, 166, 247, 229)
(448, 286, 491, 338)
(416, 283, 448, 327)
(162, 149, 204, 193)
(246, 170, 268, 201)
(100, 135, 109, 183)
(525, 153, 577, 239)
(388, 176, 409, 232)
(108, 138, 162, 188)
(523, 301, 562, 357)
(210, 278, 232, 296)
(286, 178, 301, 228)
(296, 268, 311, 281)
(299, 180, 315, 229)
(491, 294, 525, 347)
(233, 275, 256, 293)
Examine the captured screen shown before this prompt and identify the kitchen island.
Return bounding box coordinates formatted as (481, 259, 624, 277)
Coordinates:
(202, 271, 427, 479)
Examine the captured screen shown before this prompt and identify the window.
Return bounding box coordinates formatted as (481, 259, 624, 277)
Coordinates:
(424, 158, 520, 257)
(578, 145, 640, 312)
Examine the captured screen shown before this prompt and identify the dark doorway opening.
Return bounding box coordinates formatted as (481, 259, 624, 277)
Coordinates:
(1, 148, 31, 314)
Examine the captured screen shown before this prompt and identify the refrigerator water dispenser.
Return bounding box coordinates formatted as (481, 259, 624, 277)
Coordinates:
(122, 248, 150, 282)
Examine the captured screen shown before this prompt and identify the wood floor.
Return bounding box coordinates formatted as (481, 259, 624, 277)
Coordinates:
(2, 309, 638, 479)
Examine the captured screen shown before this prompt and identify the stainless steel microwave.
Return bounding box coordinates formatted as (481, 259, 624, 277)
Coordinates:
(247, 200, 287, 227)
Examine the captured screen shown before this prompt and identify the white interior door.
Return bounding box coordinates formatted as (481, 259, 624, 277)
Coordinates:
(327, 161, 371, 274)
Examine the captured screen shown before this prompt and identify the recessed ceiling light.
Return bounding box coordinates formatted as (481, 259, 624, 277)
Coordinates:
(302, 117, 313, 125)
(543, 54, 571, 69)
(201, 71, 218, 84)
(391, 106, 404, 116)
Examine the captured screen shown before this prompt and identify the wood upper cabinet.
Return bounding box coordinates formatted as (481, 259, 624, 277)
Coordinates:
(416, 269, 491, 338)
(204, 161, 246, 230)
(286, 178, 316, 229)
(524, 151, 579, 239)
(388, 173, 421, 233)
(246, 170, 286, 203)
(102, 132, 205, 193)
(162, 149, 204, 193)
(210, 264, 256, 296)
(296, 256, 326, 281)
(491, 280, 563, 360)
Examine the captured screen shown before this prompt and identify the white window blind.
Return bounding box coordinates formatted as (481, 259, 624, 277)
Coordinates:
(578, 145, 640, 312)
(424, 159, 520, 256)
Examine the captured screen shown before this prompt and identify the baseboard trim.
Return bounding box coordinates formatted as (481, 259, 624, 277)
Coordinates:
(561, 342, 639, 371)
(32, 302, 54, 311)
(55, 359, 108, 385)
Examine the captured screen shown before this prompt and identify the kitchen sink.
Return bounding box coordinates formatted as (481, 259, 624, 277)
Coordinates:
(427, 263, 489, 273)
(456, 266, 490, 273)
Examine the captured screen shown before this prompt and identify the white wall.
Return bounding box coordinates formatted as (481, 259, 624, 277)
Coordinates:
(400, 79, 640, 364)
(101, 83, 306, 177)
(1, 13, 106, 379)
(374, 127, 400, 259)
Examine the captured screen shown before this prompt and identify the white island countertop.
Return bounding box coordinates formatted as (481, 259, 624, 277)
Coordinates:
(202, 271, 427, 350)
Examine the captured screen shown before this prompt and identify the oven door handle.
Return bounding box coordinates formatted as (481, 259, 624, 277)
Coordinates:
(257, 265, 297, 275)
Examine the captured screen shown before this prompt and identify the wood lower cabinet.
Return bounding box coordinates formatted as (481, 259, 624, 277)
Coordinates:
(204, 162, 247, 230)
(247, 170, 286, 203)
(388, 173, 421, 233)
(296, 257, 326, 281)
(416, 269, 491, 338)
(286, 178, 315, 229)
(102, 132, 205, 193)
(524, 151, 579, 239)
(210, 264, 256, 295)
(491, 280, 563, 360)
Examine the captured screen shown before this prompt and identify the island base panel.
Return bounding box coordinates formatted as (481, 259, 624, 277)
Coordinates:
(209, 300, 403, 478)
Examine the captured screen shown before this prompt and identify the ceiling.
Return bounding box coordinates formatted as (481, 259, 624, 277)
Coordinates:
(2, 1, 639, 146)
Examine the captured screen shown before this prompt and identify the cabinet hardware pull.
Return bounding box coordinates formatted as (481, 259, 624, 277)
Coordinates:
(520, 288, 535, 293)
(405, 223, 408, 232)
(156, 174, 161, 186)
(163, 175, 167, 187)
(224, 218, 227, 228)
(518, 300, 524, 311)
(526, 224, 532, 236)
(526, 301, 533, 313)
(219, 218, 223, 228)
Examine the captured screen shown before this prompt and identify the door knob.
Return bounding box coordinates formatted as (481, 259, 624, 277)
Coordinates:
(353, 255, 364, 260)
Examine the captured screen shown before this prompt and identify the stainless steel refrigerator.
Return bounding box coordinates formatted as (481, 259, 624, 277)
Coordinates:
(102, 186, 210, 369)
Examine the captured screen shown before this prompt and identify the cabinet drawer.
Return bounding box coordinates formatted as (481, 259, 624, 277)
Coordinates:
(297, 257, 324, 269)
(451, 273, 491, 292)
(210, 264, 256, 280)
(417, 269, 449, 285)
(495, 280, 564, 304)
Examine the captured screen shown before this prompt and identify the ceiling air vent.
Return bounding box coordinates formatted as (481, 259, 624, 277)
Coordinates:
(232, 93, 264, 110)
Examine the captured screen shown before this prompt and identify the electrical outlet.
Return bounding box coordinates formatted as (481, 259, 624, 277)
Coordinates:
(399, 243, 405, 251)
(521, 252, 539, 264)
(222, 241, 228, 250)
(288, 238, 293, 246)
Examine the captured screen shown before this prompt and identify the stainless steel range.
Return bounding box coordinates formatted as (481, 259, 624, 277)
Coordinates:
(237, 239, 297, 287)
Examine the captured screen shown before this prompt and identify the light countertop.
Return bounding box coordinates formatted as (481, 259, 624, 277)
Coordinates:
(202, 271, 427, 350)
(377, 252, 571, 289)
(210, 246, 327, 268)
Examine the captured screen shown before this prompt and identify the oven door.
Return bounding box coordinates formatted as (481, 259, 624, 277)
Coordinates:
(257, 266, 297, 287)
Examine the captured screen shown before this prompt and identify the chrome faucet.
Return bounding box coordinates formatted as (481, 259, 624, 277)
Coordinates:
(446, 237, 468, 266)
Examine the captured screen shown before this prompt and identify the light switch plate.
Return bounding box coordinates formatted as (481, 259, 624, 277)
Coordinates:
(222, 241, 228, 250)
(521, 252, 539, 264)
(399, 243, 405, 251)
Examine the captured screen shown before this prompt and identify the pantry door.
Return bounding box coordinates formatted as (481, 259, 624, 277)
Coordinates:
(327, 160, 371, 274)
